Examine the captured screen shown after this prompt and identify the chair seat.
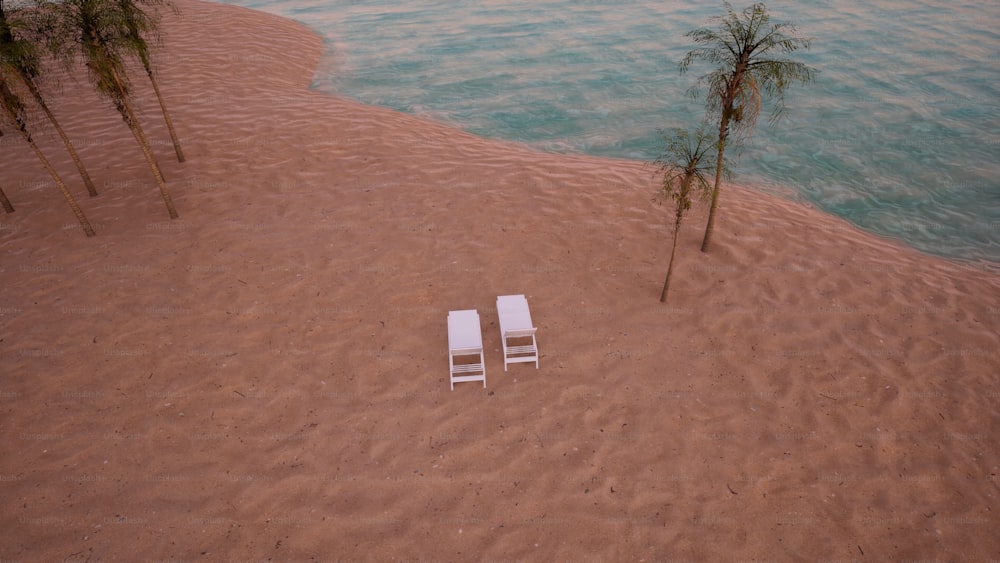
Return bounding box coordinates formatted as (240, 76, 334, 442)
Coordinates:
(451, 363, 485, 374)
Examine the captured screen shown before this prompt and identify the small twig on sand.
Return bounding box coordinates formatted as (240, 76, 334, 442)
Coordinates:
(233, 390, 246, 398)
(727, 483, 738, 495)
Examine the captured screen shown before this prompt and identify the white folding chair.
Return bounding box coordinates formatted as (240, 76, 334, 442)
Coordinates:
(496, 294, 539, 371)
(447, 309, 486, 390)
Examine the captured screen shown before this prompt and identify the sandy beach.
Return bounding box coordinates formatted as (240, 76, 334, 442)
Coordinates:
(1, 0, 998, 559)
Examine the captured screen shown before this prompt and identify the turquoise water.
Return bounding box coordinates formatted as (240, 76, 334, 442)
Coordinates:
(217, 0, 999, 265)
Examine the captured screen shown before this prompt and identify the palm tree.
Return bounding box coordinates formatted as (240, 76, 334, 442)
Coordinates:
(115, 0, 184, 163)
(1, 77, 95, 235)
(680, 2, 815, 252)
(1, 0, 99, 197)
(653, 127, 718, 303)
(41, 0, 178, 218)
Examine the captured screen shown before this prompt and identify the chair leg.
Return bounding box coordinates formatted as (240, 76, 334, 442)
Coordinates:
(535, 336, 539, 369)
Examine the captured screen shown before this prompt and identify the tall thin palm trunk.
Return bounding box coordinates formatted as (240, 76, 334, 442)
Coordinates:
(18, 74, 99, 196)
(109, 63, 177, 218)
(0, 182, 14, 213)
(660, 212, 684, 302)
(24, 134, 94, 235)
(142, 61, 183, 162)
(701, 113, 730, 252)
(10, 121, 95, 235)
(661, 171, 697, 303)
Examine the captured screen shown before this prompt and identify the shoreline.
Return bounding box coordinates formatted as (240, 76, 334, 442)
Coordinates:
(2, 0, 996, 273)
(1, 0, 998, 559)
(282, 0, 999, 269)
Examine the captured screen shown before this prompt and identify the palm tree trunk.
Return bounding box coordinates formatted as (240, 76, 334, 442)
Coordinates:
(110, 66, 178, 219)
(20, 73, 99, 197)
(0, 183, 14, 213)
(143, 62, 184, 163)
(701, 115, 730, 253)
(660, 217, 684, 302)
(15, 127, 96, 236)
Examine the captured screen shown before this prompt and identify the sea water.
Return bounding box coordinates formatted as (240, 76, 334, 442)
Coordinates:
(215, 0, 999, 265)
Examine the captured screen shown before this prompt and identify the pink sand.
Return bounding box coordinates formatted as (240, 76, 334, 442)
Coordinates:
(1, 1, 998, 559)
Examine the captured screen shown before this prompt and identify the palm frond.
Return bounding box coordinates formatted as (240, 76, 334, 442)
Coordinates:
(114, 0, 168, 69)
(654, 126, 723, 208)
(680, 2, 816, 131)
(0, 1, 42, 79)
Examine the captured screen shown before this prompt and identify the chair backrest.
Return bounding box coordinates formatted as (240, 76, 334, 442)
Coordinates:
(448, 309, 483, 351)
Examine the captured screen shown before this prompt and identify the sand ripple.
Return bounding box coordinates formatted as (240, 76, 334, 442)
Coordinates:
(1, 0, 998, 559)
